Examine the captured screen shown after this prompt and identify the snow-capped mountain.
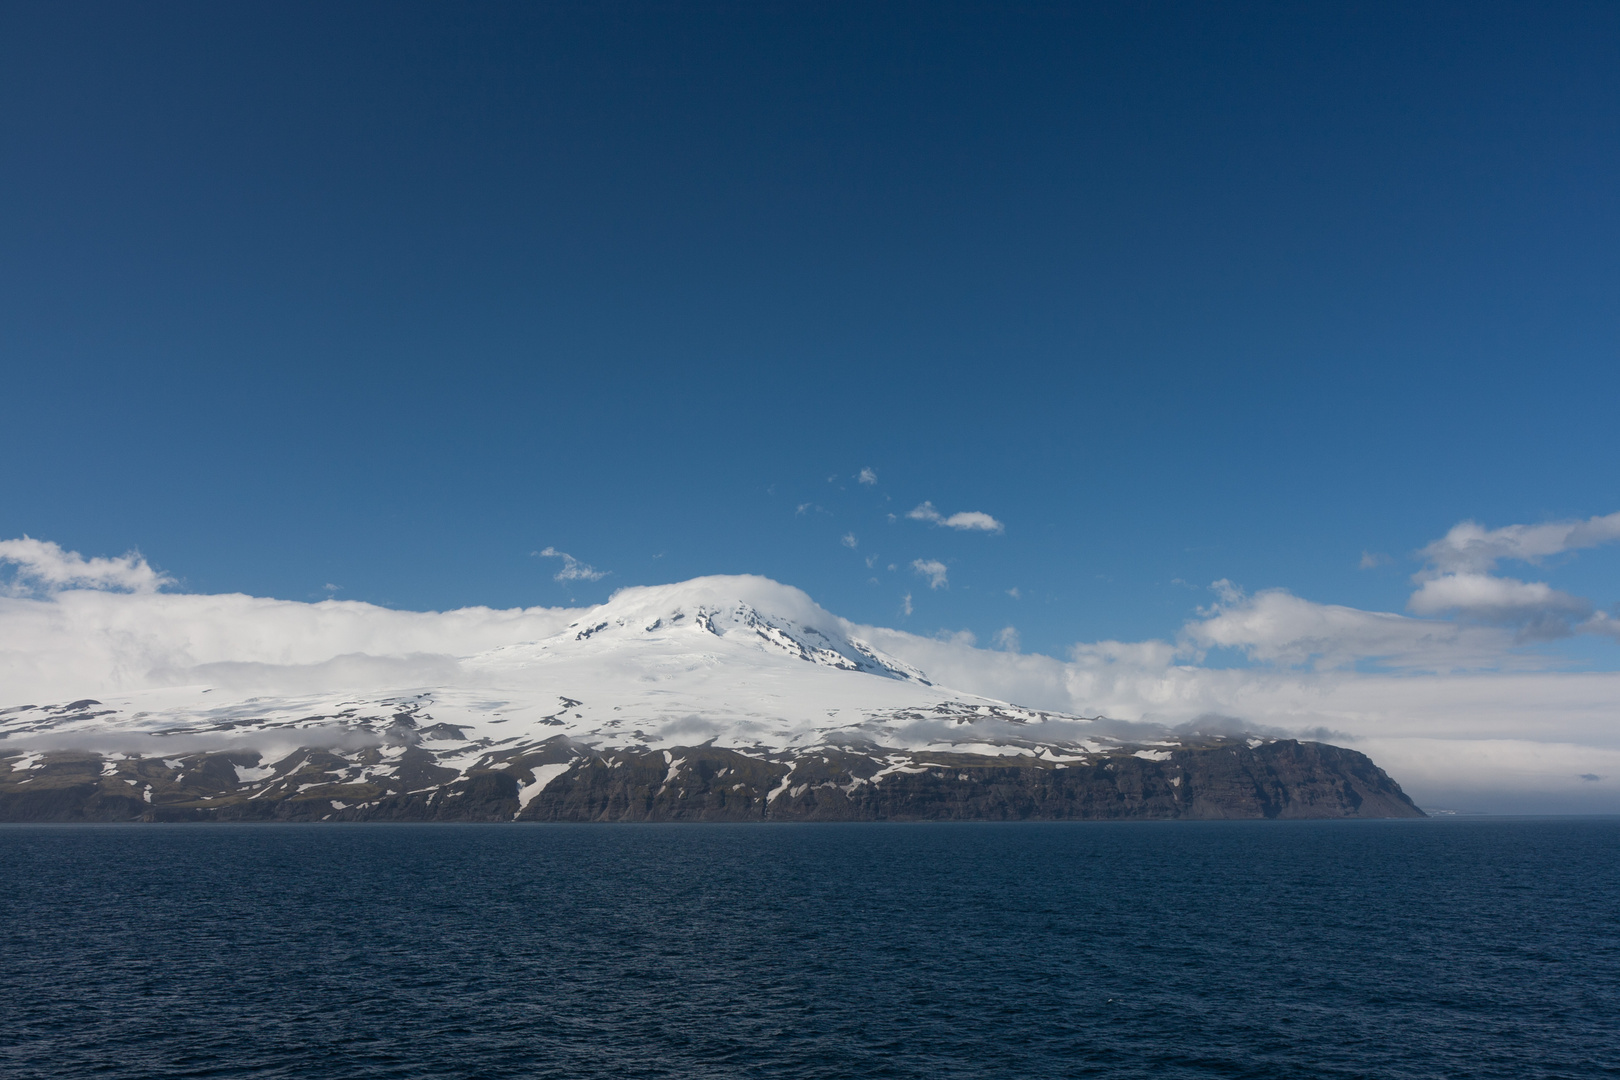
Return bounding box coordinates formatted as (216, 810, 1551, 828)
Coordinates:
(2, 576, 1084, 756)
(0, 576, 1424, 820)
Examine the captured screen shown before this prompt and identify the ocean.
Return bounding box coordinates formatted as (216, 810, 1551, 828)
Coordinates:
(2, 820, 1616, 1078)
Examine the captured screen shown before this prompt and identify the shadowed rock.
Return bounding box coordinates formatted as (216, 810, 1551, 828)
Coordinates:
(0, 739, 1423, 822)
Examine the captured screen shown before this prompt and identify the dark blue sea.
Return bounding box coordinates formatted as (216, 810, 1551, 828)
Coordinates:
(2, 821, 1617, 1079)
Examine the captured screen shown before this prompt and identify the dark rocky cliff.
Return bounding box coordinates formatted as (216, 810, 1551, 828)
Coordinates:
(0, 737, 1423, 822)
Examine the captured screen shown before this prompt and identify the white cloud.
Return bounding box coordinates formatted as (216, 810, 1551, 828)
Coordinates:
(0, 537, 171, 595)
(841, 533, 858, 549)
(1576, 611, 1620, 640)
(994, 626, 1020, 653)
(1359, 551, 1391, 569)
(912, 559, 949, 590)
(1408, 572, 1591, 637)
(936, 629, 977, 647)
(906, 501, 1005, 533)
(1185, 580, 1517, 671)
(1068, 638, 1180, 669)
(1404, 512, 1620, 643)
(533, 547, 608, 583)
(857, 468, 877, 486)
(1420, 511, 1620, 574)
(865, 554, 878, 568)
(1007, 586, 1020, 599)
(0, 586, 577, 703)
(900, 593, 913, 617)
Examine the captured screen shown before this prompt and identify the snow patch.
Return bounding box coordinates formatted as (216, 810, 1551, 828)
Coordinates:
(515, 762, 573, 817)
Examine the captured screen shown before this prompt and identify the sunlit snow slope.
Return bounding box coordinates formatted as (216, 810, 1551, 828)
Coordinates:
(2, 577, 1096, 755)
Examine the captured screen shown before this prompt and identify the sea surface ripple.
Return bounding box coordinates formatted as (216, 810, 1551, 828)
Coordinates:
(2, 820, 1616, 1079)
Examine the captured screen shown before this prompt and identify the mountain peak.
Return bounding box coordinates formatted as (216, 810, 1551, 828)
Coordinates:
(532, 575, 929, 683)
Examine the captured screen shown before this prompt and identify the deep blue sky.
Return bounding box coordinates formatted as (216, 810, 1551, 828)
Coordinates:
(4, 1, 1618, 654)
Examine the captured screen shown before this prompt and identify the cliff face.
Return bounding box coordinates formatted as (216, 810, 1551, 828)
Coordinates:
(520, 739, 1423, 821)
(0, 738, 1423, 822)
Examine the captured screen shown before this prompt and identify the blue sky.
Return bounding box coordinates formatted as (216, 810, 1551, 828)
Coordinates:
(4, 0, 1618, 662)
